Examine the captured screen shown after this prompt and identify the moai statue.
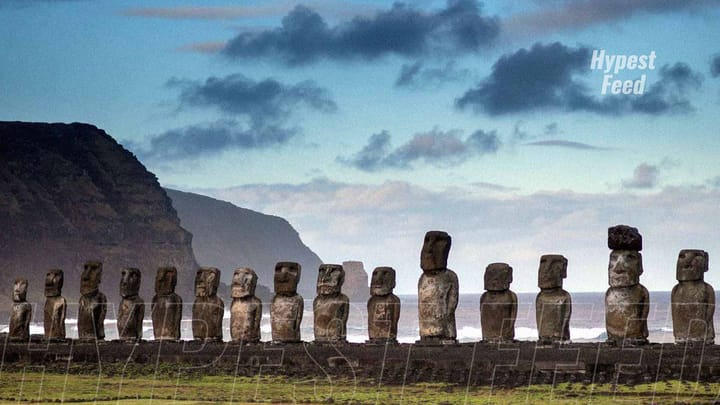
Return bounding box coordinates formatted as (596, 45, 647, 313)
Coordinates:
(418, 230, 459, 344)
(367, 266, 401, 343)
(192, 267, 224, 341)
(605, 225, 649, 345)
(78, 261, 107, 341)
(230, 267, 262, 343)
(44, 269, 67, 340)
(313, 264, 350, 343)
(536, 255, 572, 343)
(271, 262, 304, 343)
(671, 249, 715, 344)
(117, 268, 144, 342)
(151, 266, 183, 341)
(480, 263, 517, 343)
(8, 278, 32, 342)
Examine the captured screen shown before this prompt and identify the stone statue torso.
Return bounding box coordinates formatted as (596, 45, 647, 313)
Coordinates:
(78, 292, 107, 340)
(192, 296, 224, 341)
(605, 284, 649, 341)
(672, 281, 715, 343)
(44, 296, 67, 339)
(230, 297, 262, 342)
(367, 294, 401, 341)
(271, 294, 303, 342)
(536, 289, 571, 342)
(118, 296, 145, 341)
(480, 290, 517, 342)
(151, 293, 183, 340)
(418, 269, 458, 339)
(313, 293, 349, 342)
(9, 302, 32, 341)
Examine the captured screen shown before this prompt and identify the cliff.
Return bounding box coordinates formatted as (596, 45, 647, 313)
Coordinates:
(341, 261, 370, 301)
(165, 189, 323, 298)
(0, 122, 198, 309)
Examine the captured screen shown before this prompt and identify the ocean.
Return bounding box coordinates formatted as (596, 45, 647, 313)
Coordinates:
(3, 291, 714, 343)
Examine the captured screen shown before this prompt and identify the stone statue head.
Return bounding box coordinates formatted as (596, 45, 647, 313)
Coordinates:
(195, 267, 220, 297)
(274, 261, 301, 295)
(676, 249, 708, 281)
(155, 266, 177, 295)
(608, 250, 643, 287)
(232, 267, 257, 298)
(420, 230, 451, 272)
(371, 266, 396, 296)
(317, 264, 344, 296)
(120, 267, 141, 298)
(80, 261, 102, 295)
(45, 269, 64, 297)
(484, 263, 513, 291)
(538, 254, 568, 289)
(13, 278, 28, 302)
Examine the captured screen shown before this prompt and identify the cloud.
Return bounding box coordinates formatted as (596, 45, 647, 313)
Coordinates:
(135, 73, 335, 161)
(187, 179, 720, 293)
(134, 120, 297, 161)
(622, 163, 659, 189)
(524, 140, 612, 151)
(502, 0, 720, 38)
(709, 177, 720, 188)
(222, 0, 499, 65)
(122, 1, 378, 20)
(394, 61, 471, 88)
(711, 54, 720, 78)
(455, 42, 703, 116)
(339, 128, 500, 171)
(177, 42, 227, 54)
(168, 73, 336, 125)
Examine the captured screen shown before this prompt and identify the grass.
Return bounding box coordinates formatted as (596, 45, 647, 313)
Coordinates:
(0, 371, 719, 404)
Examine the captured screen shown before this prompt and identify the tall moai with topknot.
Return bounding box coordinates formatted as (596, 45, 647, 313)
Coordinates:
(78, 261, 107, 341)
(536, 255, 572, 343)
(480, 263, 517, 343)
(605, 225, 649, 345)
(418, 231, 459, 344)
(44, 269, 67, 340)
(671, 249, 715, 344)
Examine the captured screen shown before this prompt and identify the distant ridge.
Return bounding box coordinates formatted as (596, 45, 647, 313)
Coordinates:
(0, 121, 198, 309)
(165, 189, 325, 298)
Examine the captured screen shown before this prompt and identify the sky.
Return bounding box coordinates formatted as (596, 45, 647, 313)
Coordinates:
(2, 0, 720, 294)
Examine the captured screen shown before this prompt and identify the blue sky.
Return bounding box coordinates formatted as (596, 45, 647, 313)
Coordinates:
(2, 0, 720, 293)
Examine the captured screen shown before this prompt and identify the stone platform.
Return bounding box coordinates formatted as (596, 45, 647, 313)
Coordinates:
(2, 338, 719, 387)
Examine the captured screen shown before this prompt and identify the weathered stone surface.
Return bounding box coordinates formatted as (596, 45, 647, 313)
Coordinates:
(606, 245, 648, 344)
(117, 268, 144, 342)
(271, 262, 303, 343)
(151, 267, 182, 341)
(536, 255, 571, 343)
(0, 122, 198, 309)
(230, 267, 262, 343)
(78, 261, 107, 341)
(367, 267, 400, 343)
(418, 231, 458, 343)
(192, 267, 224, 341)
(608, 225, 642, 251)
(9, 278, 31, 342)
(44, 269, 66, 340)
(480, 263, 517, 342)
(672, 249, 715, 343)
(314, 264, 350, 343)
